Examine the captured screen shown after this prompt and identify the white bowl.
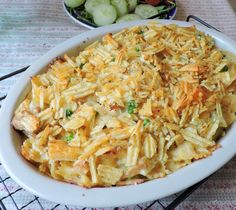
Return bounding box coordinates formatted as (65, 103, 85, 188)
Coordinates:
(62, 1, 177, 29)
(0, 19, 236, 208)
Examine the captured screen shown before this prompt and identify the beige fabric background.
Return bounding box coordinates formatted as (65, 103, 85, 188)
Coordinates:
(176, 0, 236, 40)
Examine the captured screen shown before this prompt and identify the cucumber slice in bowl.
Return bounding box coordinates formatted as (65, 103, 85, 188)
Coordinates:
(116, 14, 141, 23)
(63, 0, 177, 28)
(127, 0, 138, 12)
(85, 0, 110, 14)
(64, 0, 85, 8)
(135, 4, 159, 19)
(92, 4, 117, 26)
(111, 0, 128, 17)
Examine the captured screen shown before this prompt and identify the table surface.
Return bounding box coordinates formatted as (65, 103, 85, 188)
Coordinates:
(0, 0, 236, 209)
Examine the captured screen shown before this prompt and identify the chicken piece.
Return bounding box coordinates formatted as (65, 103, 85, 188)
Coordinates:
(12, 110, 40, 135)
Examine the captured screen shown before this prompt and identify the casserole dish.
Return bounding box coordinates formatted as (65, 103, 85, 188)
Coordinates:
(0, 19, 236, 207)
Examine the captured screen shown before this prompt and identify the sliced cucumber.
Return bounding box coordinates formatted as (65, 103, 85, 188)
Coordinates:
(64, 0, 85, 8)
(93, 4, 117, 26)
(85, 0, 110, 14)
(111, 0, 128, 17)
(126, 0, 138, 12)
(116, 14, 141, 23)
(135, 4, 159, 19)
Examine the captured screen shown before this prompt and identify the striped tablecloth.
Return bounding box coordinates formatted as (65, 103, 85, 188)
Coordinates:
(0, 0, 236, 209)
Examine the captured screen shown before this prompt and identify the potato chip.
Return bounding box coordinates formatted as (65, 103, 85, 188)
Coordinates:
(89, 156, 98, 184)
(143, 134, 157, 158)
(48, 139, 82, 161)
(97, 164, 123, 185)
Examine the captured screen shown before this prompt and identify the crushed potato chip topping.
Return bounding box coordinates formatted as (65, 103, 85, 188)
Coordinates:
(12, 24, 236, 187)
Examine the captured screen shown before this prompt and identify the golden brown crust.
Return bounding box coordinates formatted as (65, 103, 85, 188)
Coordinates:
(12, 24, 236, 188)
(48, 139, 82, 161)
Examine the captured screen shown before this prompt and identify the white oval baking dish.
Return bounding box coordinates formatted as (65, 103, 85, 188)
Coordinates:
(0, 19, 236, 207)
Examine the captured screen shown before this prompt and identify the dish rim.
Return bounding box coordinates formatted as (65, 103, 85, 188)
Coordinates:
(0, 19, 236, 207)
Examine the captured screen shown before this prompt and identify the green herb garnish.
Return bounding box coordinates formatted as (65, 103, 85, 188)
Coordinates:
(80, 63, 85, 69)
(66, 133, 74, 142)
(220, 65, 228, 72)
(111, 56, 115, 62)
(143, 119, 150, 127)
(138, 30, 144, 35)
(135, 46, 140, 52)
(127, 100, 138, 114)
(66, 109, 73, 118)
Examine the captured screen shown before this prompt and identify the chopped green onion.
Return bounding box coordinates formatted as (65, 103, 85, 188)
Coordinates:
(127, 100, 137, 114)
(220, 65, 228, 72)
(135, 46, 140, 52)
(66, 133, 74, 142)
(66, 109, 73, 118)
(80, 63, 85, 69)
(128, 107, 133, 114)
(111, 56, 115, 62)
(138, 30, 144, 35)
(143, 119, 150, 127)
